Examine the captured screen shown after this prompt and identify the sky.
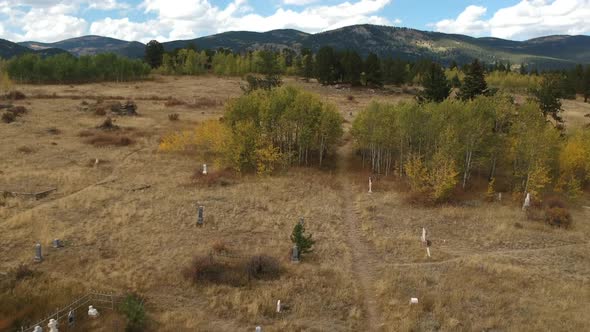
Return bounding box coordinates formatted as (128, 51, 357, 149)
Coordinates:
(0, 0, 589, 43)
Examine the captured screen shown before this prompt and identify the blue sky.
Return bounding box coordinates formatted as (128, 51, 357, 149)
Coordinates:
(1, 0, 589, 43)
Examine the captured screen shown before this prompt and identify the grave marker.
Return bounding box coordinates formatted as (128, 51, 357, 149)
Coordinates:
(368, 177, 373, 193)
(197, 206, 204, 226)
(276, 300, 281, 313)
(291, 245, 300, 263)
(522, 193, 531, 211)
(202, 164, 208, 175)
(34, 243, 43, 262)
(47, 319, 58, 332)
(88, 305, 99, 318)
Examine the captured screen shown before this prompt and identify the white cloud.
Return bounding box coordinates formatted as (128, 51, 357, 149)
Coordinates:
(133, 0, 392, 40)
(434, 0, 590, 40)
(283, 0, 321, 6)
(88, 0, 128, 10)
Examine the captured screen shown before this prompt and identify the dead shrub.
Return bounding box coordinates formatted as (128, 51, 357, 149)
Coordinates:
(17, 146, 34, 154)
(46, 127, 61, 135)
(544, 196, 567, 209)
(8, 106, 27, 116)
(246, 255, 281, 280)
(97, 117, 119, 131)
(192, 168, 236, 187)
(183, 254, 282, 287)
(5, 90, 26, 100)
(94, 107, 107, 116)
(545, 207, 572, 228)
(164, 98, 186, 107)
(1, 112, 15, 123)
(85, 133, 134, 147)
(13, 264, 34, 281)
(168, 113, 180, 121)
(347, 95, 355, 101)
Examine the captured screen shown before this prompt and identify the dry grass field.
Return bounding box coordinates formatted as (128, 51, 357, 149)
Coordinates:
(1, 75, 589, 331)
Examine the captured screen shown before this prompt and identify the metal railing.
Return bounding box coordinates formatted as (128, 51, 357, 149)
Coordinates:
(19, 291, 125, 332)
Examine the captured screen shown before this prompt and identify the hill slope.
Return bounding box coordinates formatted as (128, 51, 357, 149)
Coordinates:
(12, 25, 590, 68)
(1, 39, 68, 59)
(19, 35, 145, 58)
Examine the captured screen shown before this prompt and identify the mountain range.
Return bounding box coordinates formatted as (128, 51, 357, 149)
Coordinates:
(2, 24, 589, 69)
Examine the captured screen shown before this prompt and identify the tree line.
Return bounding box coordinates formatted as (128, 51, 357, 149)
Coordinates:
(351, 93, 589, 202)
(5, 53, 150, 84)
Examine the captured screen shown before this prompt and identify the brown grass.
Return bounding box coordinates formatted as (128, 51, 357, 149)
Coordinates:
(84, 133, 134, 147)
(1, 75, 588, 331)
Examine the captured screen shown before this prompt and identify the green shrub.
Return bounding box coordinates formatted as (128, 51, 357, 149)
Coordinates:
(119, 294, 147, 332)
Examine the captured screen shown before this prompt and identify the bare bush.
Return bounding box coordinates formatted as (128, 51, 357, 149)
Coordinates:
(97, 117, 119, 131)
(168, 113, 179, 121)
(164, 98, 186, 107)
(545, 207, 572, 228)
(1, 111, 15, 123)
(246, 255, 281, 280)
(5, 90, 26, 100)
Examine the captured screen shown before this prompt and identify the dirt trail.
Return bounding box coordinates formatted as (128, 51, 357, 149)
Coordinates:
(337, 141, 384, 331)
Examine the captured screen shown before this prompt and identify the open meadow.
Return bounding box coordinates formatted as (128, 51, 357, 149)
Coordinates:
(1, 75, 589, 331)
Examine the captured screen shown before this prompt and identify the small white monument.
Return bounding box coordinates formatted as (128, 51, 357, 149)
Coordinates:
(202, 164, 208, 175)
(47, 319, 58, 332)
(426, 247, 431, 258)
(88, 305, 99, 318)
(255, 327, 262, 332)
(34, 243, 43, 262)
(33, 326, 43, 332)
(410, 298, 419, 305)
(421, 228, 427, 244)
(522, 193, 531, 211)
(368, 176, 373, 193)
(276, 300, 281, 313)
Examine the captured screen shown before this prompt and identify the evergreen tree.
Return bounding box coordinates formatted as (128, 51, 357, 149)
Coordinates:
(584, 66, 590, 103)
(449, 60, 458, 70)
(145, 40, 164, 69)
(533, 74, 563, 123)
(340, 50, 362, 85)
(519, 63, 527, 75)
(451, 74, 461, 88)
(364, 52, 382, 86)
(457, 59, 487, 100)
(418, 63, 451, 103)
(290, 222, 314, 257)
(316, 46, 336, 84)
(301, 48, 314, 81)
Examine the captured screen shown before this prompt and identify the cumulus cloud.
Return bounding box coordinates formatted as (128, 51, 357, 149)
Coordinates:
(434, 0, 590, 40)
(145, 0, 390, 39)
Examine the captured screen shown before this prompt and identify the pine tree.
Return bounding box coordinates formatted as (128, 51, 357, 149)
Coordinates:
(457, 59, 487, 100)
(364, 53, 382, 86)
(301, 48, 314, 81)
(418, 63, 451, 103)
(316, 46, 336, 85)
(290, 222, 314, 257)
(145, 40, 164, 69)
(584, 65, 590, 103)
(534, 74, 563, 123)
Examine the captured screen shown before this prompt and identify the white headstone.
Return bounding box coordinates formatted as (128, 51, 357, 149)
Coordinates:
(33, 326, 43, 332)
(202, 164, 208, 175)
(368, 177, 372, 193)
(497, 192, 502, 201)
(276, 300, 281, 313)
(522, 193, 531, 211)
(88, 305, 99, 318)
(47, 319, 58, 332)
(426, 247, 431, 258)
(421, 228, 427, 244)
(291, 245, 300, 263)
(255, 327, 262, 332)
(409, 298, 419, 305)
